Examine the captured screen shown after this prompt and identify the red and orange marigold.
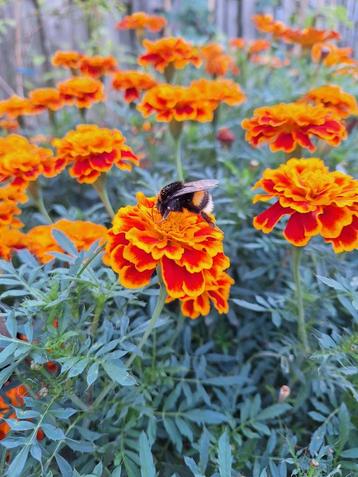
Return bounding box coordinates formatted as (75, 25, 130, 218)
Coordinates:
(252, 14, 288, 39)
(52, 124, 139, 184)
(0, 95, 33, 118)
(0, 385, 27, 440)
(116, 11, 167, 32)
(190, 78, 246, 107)
(28, 88, 64, 113)
(79, 55, 118, 77)
(51, 50, 83, 70)
(285, 27, 340, 48)
(26, 219, 107, 263)
(300, 85, 358, 119)
(253, 158, 358, 252)
(248, 39, 271, 55)
(111, 70, 157, 102)
(200, 43, 237, 77)
(138, 37, 202, 74)
(0, 135, 65, 189)
(0, 185, 27, 228)
(58, 76, 105, 109)
(0, 226, 27, 260)
(104, 192, 233, 319)
(241, 102, 347, 153)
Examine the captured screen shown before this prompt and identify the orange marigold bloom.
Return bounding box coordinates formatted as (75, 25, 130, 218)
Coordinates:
(248, 39, 271, 55)
(51, 50, 83, 70)
(0, 185, 27, 228)
(0, 385, 27, 440)
(28, 88, 64, 112)
(79, 55, 118, 77)
(104, 192, 233, 319)
(116, 11, 167, 32)
(201, 43, 238, 77)
(0, 135, 65, 189)
(311, 43, 355, 67)
(0, 117, 19, 131)
(241, 103, 347, 153)
(230, 38, 245, 49)
(112, 70, 157, 102)
(253, 158, 358, 252)
(138, 37, 202, 73)
(26, 219, 107, 263)
(0, 226, 27, 260)
(52, 124, 139, 184)
(0, 95, 33, 118)
(252, 14, 288, 38)
(190, 78, 246, 107)
(285, 27, 340, 48)
(300, 85, 358, 119)
(58, 76, 105, 109)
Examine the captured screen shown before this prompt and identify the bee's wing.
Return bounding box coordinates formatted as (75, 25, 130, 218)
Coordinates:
(171, 179, 219, 198)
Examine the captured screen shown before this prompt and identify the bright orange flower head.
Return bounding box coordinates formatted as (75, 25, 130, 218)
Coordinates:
(26, 219, 107, 263)
(104, 192, 233, 319)
(0, 226, 27, 260)
(137, 83, 217, 122)
(51, 50, 83, 70)
(248, 39, 271, 55)
(138, 37, 202, 73)
(241, 102, 347, 153)
(79, 55, 118, 77)
(0, 185, 27, 228)
(0, 135, 65, 189)
(311, 43, 355, 67)
(300, 85, 358, 119)
(252, 14, 288, 38)
(58, 76, 105, 109)
(116, 11, 167, 32)
(253, 158, 358, 252)
(285, 27, 340, 48)
(190, 78, 246, 107)
(0, 384, 27, 440)
(52, 124, 139, 184)
(230, 38, 246, 49)
(0, 117, 19, 131)
(0, 95, 33, 118)
(112, 70, 157, 102)
(201, 43, 238, 77)
(28, 88, 64, 113)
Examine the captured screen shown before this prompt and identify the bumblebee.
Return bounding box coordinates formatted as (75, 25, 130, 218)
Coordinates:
(157, 179, 218, 223)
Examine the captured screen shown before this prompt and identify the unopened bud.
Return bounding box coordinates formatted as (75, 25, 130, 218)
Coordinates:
(278, 385, 290, 402)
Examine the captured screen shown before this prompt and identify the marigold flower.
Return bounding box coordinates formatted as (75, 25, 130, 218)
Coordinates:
(138, 37, 202, 73)
(300, 85, 358, 119)
(248, 39, 271, 55)
(0, 385, 27, 440)
(26, 219, 107, 263)
(0, 135, 65, 189)
(0, 118, 19, 131)
(190, 78, 246, 107)
(79, 55, 118, 77)
(311, 43, 355, 67)
(230, 38, 245, 49)
(241, 103, 347, 153)
(0, 95, 33, 118)
(52, 124, 139, 184)
(0, 185, 27, 228)
(51, 50, 83, 70)
(58, 76, 105, 109)
(252, 14, 288, 38)
(116, 11, 167, 32)
(285, 27, 340, 48)
(104, 192, 233, 318)
(253, 158, 358, 252)
(200, 43, 238, 77)
(111, 70, 157, 102)
(334, 63, 358, 79)
(28, 88, 64, 112)
(0, 226, 27, 260)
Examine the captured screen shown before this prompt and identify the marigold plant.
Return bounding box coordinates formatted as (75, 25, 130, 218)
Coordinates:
(58, 76, 105, 109)
(241, 102, 347, 153)
(111, 70, 157, 102)
(28, 88, 64, 113)
(51, 50, 83, 70)
(200, 43, 237, 77)
(253, 158, 358, 252)
(311, 43, 355, 67)
(252, 13, 288, 39)
(104, 192, 233, 318)
(79, 55, 118, 77)
(285, 27, 340, 48)
(300, 85, 358, 119)
(190, 78, 246, 107)
(52, 124, 139, 184)
(26, 219, 107, 263)
(0, 95, 33, 118)
(116, 11, 167, 32)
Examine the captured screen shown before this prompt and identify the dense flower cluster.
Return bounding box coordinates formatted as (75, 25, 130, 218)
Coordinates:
(138, 37, 201, 73)
(116, 11, 167, 32)
(28, 88, 64, 113)
(300, 85, 358, 119)
(26, 219, 107, 263)
(242, 102, 347, 153)
(112, 70, 157, 102)
(79, 55, 118, 77)
(58, 76, 105, 109)
(253, 158, 358, 252)
(52, 124, 139, 183)
(104, 192, 233, 318)
(200, 43, 237, 77)
(0, 135, 65, 189)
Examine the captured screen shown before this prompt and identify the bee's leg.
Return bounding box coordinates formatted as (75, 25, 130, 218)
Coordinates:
(200, 211, 215, 226)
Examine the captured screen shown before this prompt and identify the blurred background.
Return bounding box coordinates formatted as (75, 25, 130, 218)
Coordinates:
(0, 0, 357, 98)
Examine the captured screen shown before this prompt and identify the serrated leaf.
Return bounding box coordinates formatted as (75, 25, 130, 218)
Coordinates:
(257, 404, 290, 420)
(55, 453, 73, 477)
(41, 423, 65, 440)
(186, 409, 228, 424)
(102, 360, 136, 386)
(6, 445, 29, 477)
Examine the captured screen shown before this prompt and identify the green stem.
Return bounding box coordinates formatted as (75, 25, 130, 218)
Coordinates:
(48, 109, 58, 133)
(92, 175, 115, 218)
(91, 295, 106, 337)
(28, 181, 52, 223)
(292, 247, 310, 353)
(175, 135, 184, 182)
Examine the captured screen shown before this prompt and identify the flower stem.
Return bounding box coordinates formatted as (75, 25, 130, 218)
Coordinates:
(292, 247, 310, 353)
(28, 181, 52, 223)
(175, 135, 184, 182)
(92, 175, 115, 218)
(91, 295, 106, 337)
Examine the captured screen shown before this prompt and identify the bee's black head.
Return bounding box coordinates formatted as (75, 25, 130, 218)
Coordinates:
(157, 181, 183, 217)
